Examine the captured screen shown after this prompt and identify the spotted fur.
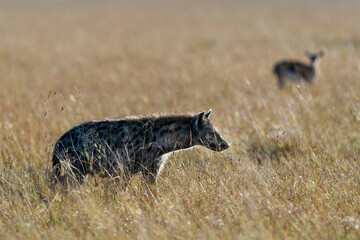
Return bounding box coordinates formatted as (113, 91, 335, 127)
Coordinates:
(52, 110, 229, 185)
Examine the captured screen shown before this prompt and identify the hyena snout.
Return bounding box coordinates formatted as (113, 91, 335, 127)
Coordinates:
(216, 138, 230, 152)
(219, 140, 230, 151)
(204, 135, 230, 152)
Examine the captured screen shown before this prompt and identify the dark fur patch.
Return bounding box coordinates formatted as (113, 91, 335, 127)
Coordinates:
(160, 129, 172, 136)
(134, 139, 140, 146)
(145, 134, 151, 143)
(146, 145, 153, 152)
(152, 125, 161, 132)
(97, 126, 108, 132)
(175, 125, 183, 132)
(119, 131, 125, 138)
(113, 128, 123, 135)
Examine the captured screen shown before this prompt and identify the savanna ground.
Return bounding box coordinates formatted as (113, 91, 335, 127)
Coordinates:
(0, 0, 360, 239)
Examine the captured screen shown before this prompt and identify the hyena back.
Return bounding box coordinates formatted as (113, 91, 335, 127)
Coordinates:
(52, 110, 229, 185)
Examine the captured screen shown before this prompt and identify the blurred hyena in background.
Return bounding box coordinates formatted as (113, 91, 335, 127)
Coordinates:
(273, 50, 325, 88)
(52, 110, 229, 187)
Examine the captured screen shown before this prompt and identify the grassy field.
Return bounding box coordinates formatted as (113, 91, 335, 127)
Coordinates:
(1, 0, 360, 239)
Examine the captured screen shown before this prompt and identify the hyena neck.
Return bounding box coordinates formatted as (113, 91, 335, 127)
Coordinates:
(153, 116, 194, 154)
(160, 130, 193, 154)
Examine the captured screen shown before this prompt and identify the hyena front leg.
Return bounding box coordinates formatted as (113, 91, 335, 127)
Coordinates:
(141, 158, 160, 194)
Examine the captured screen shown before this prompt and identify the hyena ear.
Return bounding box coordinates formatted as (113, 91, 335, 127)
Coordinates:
(205, 109, 212, 119)
(304, 50, 311, 58)
(192, 111, 205, 132)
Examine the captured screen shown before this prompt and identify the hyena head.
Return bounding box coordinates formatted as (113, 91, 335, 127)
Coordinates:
(191, 109, 230, 152)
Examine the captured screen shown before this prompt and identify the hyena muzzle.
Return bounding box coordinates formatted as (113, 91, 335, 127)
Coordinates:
(52, 110, 229, 186)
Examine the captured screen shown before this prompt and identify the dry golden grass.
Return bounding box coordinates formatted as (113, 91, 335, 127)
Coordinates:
(1, 0, 360, 239)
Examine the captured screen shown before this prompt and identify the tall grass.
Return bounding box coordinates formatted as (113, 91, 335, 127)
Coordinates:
(0, 0, 360, 239)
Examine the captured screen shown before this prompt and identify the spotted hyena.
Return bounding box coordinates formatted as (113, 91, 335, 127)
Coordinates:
(52, 110, 230, 186)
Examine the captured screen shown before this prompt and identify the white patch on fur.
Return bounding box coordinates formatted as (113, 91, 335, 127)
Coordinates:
(158, 153, 171, 176)
(169, 124, 176, 131)
(157, 146, 196, 176)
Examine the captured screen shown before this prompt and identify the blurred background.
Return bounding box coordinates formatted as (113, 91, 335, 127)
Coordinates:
(1, 0, 360, 239)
